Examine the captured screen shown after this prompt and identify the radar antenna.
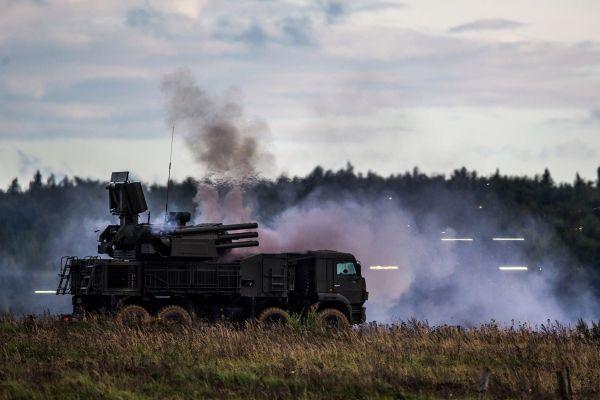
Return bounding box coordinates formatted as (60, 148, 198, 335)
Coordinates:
(165, 125, 175, 221)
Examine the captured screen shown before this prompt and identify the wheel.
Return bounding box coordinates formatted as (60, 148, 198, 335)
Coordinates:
(115, 305, 150, 325)
(157, 305, 192, 326)
(257, 307, 289, 326)
(318, 308, 349, 328)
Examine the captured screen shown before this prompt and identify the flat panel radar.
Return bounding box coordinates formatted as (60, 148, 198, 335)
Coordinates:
(110, 171, 129, 183)
(107, 171, 148, 217)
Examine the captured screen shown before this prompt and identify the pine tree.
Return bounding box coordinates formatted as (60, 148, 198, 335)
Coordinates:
(29, 170, 43, 191)
(541, 168, 553, 187)
(59, 176, 72, 187)
(574, 172, 585, 188)
(8, 178, 21, 194)
(46, 174, 56, 187)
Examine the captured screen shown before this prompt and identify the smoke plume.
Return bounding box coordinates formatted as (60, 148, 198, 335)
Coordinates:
(161, 67, 273, 223)
(257, 193, 599, 324)
(161, 67, 273, 184)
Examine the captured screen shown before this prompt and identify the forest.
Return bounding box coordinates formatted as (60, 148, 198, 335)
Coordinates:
(1, 165, 599, 315)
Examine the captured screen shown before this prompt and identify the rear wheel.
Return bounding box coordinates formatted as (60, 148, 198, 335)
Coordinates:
(157, 305, 192, 326)
(257, 307, 289, 326)
(115, 305, 150, 325)
(318, 308, 349, 329)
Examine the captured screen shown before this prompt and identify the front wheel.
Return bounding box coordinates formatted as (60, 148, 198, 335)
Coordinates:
(318, 308, 349, 329)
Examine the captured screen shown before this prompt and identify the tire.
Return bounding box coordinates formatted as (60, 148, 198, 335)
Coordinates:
(115, 305, 150, 325)
(318, 308, 350, 328)
(257, 307, 289, 326)
(157, 305, 192, 326)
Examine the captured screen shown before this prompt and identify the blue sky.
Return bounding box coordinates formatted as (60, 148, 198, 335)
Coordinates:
(1, 0, 599, 186)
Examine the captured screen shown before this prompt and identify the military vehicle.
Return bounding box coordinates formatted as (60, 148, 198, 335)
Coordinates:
(57, 171, 368, 326)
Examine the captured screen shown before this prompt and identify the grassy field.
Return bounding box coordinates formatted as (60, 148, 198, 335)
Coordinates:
(0, 315, 598, 400)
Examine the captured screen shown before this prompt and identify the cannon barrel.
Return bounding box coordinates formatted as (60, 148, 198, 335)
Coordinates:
(217, 231, 259, 241)
(174, 222, 258, 235)
(215, 240, 259, 250)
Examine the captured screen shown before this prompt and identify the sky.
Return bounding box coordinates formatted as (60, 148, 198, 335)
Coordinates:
(1, 0, 599, 187)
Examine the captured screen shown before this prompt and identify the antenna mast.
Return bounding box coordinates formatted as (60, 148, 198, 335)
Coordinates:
(165, 125, 175, 221)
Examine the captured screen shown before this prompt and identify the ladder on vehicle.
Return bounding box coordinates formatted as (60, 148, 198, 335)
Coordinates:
(57, 256, 76, 295)
(270, 269, 285, 292)
(79, 256, 99, 295)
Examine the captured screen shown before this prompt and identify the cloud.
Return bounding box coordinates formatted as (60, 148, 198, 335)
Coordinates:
(538, 139, 597, 161)
(320, 0, 346, 24)
(544, 108, 600, 128)
(278, 16, 314, 47)
(124, 1, 207, 38)
(213, 19, 268, 47)
(213, 14, 316, 48)
(126, 6, 168, 37)
(317, 0, 406, 25)
(1, 0, 600, 186)
(449, 18, 523, 33)
(16, 149, 40, 175)
(354, 1, 406, 13)
(161, 0, 206, 21)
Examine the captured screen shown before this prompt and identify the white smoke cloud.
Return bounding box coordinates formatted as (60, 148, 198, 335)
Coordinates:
(0, 216, 110, 315)
(256, 195, 599, 324)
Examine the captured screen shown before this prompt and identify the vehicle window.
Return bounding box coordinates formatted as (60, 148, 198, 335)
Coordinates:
(336, 262, 357, 276)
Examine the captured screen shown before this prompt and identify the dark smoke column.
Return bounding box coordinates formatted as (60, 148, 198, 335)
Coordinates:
(160, 67, 274, 224)
(160, 67, 273, 183)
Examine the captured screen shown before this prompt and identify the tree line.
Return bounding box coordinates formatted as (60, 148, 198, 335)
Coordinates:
(1, 165, 599, 287)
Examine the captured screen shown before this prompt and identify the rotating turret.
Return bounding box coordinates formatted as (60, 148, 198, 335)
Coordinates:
(97, 171, 259, 261)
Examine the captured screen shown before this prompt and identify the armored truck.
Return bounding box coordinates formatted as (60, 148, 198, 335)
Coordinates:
(57, 172, 368, 326)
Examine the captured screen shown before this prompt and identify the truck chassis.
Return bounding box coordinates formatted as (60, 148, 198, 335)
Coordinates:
(58, 251, 367, 326)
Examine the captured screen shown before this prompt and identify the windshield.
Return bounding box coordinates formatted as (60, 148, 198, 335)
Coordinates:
(336, 261, 358, 276)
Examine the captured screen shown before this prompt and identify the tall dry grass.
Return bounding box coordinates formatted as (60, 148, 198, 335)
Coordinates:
(0, 314, 598, 399)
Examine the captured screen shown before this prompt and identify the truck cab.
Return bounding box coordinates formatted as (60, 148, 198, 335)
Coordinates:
(310, 251, 367, 324)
